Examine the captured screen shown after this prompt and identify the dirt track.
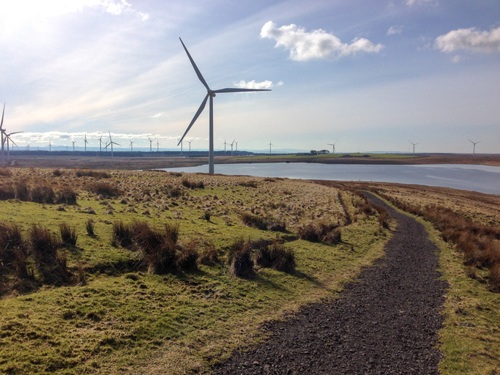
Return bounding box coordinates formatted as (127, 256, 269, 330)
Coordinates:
(211, 193, 448, 374)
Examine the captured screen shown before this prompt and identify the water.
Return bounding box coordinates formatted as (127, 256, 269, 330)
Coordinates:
(161, 163, 500, 195)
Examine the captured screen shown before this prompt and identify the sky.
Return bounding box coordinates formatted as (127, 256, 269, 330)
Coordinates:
(0, 0, 499, 154)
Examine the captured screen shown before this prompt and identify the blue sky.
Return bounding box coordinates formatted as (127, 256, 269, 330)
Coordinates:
(0, 0, 499, 154)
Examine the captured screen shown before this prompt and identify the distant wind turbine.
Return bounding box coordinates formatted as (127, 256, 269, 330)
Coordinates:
(223, 139, 227, 154)
(84, 134, 88, 152)
(409, 141, 418, 156)
(156, 139, 159, 152)
(129, 140, 133, 152)
(269, 141, 274, 155)
(468, 138, 480, 156)
(177, 38, 271, 174)
(72, 141, 75, 152)
(188, 140, 192, 152)
(230, 139, 235, 156)
(0, 103, 6, 167)
(235, 141, 238, 152)
(6, 131, 22, 160)
(99, 135, 103, 152)
(149, 138, 153, 152)
(106, 131, 120, 158)
(327, 141, 337, 154)
(49, 140, 52, 152)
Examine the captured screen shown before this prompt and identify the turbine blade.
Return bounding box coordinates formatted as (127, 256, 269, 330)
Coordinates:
(212, 88, 271, 93)
(0, 103, 5, 130)
(8, 131, 23, 136)
(178, 93, 209, 146)
(7, 136, 18, 147)
(179, 38, 211, 91)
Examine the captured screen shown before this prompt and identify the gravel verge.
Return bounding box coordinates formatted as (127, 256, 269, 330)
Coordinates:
(211, 192, 448, 374)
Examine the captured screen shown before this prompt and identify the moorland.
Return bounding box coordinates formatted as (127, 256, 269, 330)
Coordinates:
(5, 151, 500, 171)
(0, 165, 499, 374)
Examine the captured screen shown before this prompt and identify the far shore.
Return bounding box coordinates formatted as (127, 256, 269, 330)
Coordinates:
(3, 152, 500, 170)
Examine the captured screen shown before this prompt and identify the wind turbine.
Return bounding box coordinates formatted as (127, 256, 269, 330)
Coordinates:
(223, 139, 227, 154)
(269, 141, 274, 155)
(84, 133, 88, 152)
(156, 139, 159, 152)
(327, 141, 337, 154)
(129, 140, 133, 152)
(49, 140, 52, 152)
(5, 131, 22, 161)
(409, 141, 418, 156)
(177, 38, 271, 174)
(188, 140, 192, 152)
(106, 131, 120, 158)
(72, 141, 75, 152)
(98, 135, 103, 152)
(0, 103, 6, 167)
(468, 138, 480, 156)
(235, 141, 238, 152)
(148, 138, 153, 152)
(230, 139, 235, 156)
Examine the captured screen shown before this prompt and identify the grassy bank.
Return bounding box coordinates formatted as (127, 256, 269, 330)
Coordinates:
(0, 168, 391, 374)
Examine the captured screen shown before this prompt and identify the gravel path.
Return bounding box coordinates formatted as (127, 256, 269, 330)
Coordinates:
(211, 193, 448, 374)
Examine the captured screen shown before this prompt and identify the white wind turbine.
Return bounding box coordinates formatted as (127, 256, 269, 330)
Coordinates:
(5, 131, 22, 161)
(327, 141, 338, 154)
(129, 140, 133, 152)
(177, 38, 270, 174)
(235, 141, 238, 152)
(223, 139, 227, 154)
(188, 140, 192, 152)
(49, 140, 52, 152)
(98, 135, 103, 152)
(148, 138, 153, 152)
(230, 139, 235, 156)
(268, 141, 274, 155)
(409, 141, 418, 156)
(84, 133, 88, 152)
(105, 131, 120, 158)
(468, 138, 480, 157)
(156, 139, 159, 152)
(0, 103, 6, 167)
(72, 140, 75, 151)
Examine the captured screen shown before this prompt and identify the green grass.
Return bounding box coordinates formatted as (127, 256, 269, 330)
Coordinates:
(0, 169, 391, 374)
(372, 193, 500, 375)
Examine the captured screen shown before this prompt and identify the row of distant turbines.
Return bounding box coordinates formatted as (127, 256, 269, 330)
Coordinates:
(408, 139, 480, 156)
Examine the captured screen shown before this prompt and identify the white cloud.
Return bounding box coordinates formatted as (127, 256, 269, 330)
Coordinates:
(451, 55, 460, 63)
(234, 80, 282, 89)
(387, 26, 403, 35)
(434, 27, 500, 53)
(260, 21, 383, 61)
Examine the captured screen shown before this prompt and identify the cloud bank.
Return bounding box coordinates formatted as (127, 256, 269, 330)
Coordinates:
(260, 21, 383, 61)
(435, 27, 500, 53)
(234, 80, 284, 89)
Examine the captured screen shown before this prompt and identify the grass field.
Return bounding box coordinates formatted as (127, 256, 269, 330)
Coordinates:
(0, 168, 391, 374)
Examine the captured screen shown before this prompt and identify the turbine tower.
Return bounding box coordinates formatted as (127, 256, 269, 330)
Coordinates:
(129, 140, 133, 152)
(106, 131, 120, 158)
(148, 138, 153, 152)
(177, 38, 270, 174)
(269, 141, 273, 155)
(409, 141, 418, 156)
(0, 103, 6, 167)
(468, 138, 480, 157)
(230, 139, 235, 156)
(235, 141, 238, 152)
(49, 140, 52, 152)
(188, 140, 192, 152)
(99, 135, 103, 152)
(327, 141, 337, 154)
(72, 141, 75, 152)
(156, 139, 159, 152)
(223, 139, 227, 154)
(84, 134, 88, 152)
